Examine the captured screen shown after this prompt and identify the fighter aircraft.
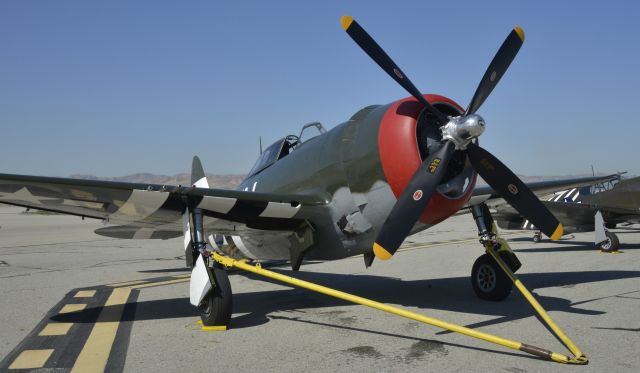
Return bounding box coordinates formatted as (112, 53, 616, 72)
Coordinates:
(0, 16, 609, 327)
(494, 175, 640, 251)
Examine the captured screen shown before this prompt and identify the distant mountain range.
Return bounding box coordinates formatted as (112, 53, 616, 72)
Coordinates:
(69, 172, 621, 190)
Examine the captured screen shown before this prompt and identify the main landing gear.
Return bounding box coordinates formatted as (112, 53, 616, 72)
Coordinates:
(599, 230, 620, 252)
(187, 205, 233, 328)
(471, 253, 512, 301)
(470, 204, 521, 301)
(197, 261, 233, 327)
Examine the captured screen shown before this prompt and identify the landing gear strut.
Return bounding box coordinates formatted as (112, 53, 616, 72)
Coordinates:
(189, 206, 233, 327)
(470, 204, 521, 301)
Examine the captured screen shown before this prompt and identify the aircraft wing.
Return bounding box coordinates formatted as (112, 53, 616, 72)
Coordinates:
(468, 174, 621, 206)
(0, 173, 330, 239)
(493, 201, 596, 231)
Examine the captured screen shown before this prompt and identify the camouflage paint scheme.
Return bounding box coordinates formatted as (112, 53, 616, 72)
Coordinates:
(494, 176, 640, 233)
(231, 94, 478, 261)
(0, 94, 615, 265)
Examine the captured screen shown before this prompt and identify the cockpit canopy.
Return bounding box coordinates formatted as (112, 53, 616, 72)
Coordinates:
(247, 122, 327, 177)
(248, 136, 298, 177)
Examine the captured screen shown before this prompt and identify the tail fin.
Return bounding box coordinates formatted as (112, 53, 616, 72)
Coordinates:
(185, 156, 208, 267)
(191, 156, 209, 188)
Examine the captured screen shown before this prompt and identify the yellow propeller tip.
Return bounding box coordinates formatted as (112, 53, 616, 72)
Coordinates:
(341, 15, 354, 30)
(373, 243, 393, 261)
(514, 26, 525, 42)
(550, 224, 563, 241)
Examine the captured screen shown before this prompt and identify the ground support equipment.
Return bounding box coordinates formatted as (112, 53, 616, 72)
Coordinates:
(211, 251, 588, 364)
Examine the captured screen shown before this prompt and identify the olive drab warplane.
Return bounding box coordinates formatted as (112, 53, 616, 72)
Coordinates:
(494, 175, 640, 251)
(0, 16, 611, 328)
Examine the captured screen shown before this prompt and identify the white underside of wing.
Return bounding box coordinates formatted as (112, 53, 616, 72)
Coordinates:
(109, 189, 170, 223)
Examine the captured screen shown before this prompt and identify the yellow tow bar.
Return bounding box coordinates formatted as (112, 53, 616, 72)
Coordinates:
(212, 250, 588, 364)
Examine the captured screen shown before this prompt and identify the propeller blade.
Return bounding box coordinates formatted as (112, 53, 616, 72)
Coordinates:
(466, 142, 563, 240)
(341, 16, 448, 124)
(465, 27, 525, 115)
(374, 141, 456, 260)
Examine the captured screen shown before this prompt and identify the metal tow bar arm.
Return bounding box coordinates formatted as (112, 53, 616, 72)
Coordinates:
(212, 252, 588, 364)
(483, 244, 588, 364)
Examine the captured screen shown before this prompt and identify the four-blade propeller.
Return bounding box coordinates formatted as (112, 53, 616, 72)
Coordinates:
(341, 16, 563, 260)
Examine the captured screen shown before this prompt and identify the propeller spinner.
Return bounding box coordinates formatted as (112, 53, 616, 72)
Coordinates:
(341, 16, 563, 260)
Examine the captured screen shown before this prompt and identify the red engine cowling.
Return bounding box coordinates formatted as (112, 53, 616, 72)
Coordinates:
(378, 94, 477, 225)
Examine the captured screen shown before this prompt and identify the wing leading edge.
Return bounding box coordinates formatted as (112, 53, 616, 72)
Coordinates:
(0, 173, 330, 238)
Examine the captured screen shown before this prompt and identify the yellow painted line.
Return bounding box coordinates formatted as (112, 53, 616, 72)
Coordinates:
(107, 280, 148, 287)
(59, 304, 87, 314)
(74, 290, 96, 298)
(397, 232, 527, 253)
(39, 323, 73, 336)
(398, 237, 479, 252)
(172, 274, 191, 279)
(9, 349, 54, 369)
(70, 287, 131, 373)
(130, 278, 189, 289)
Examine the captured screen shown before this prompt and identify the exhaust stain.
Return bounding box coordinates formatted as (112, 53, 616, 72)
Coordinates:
(404, 340, 448, 361)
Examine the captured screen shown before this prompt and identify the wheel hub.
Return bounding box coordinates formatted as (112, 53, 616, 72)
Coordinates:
(477, 263, 497, 292)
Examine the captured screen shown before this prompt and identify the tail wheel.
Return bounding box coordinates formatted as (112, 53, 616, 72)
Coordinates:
(532, 232, 542, 243)
(471, 254, 513, 301)
(198, 263, 233, 327)
(600, 230, 620, 252)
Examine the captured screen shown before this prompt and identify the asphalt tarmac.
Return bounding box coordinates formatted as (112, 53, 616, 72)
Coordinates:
(1, 204, 639, 372)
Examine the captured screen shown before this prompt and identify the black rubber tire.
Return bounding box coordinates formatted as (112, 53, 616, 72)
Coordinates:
(198, 264, 233, 327)
(532, 233, 541, 243)
(471, 254, 513, 301)
(600, 231, 620, 252)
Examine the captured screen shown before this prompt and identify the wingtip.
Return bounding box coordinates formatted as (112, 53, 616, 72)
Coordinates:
(550, 224, 563, 241)
(373, 242, 392, 261)
(514, 26, 525, 42)
(340, 15, 353, 30)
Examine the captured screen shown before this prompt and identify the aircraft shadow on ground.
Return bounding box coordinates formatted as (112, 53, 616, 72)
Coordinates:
(509, 237, 640, 252)
(52, 269, 640, 336)
(135, 260, 323, 274)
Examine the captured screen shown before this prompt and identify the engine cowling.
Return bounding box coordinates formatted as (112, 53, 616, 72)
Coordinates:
(378, 94, 477, 224)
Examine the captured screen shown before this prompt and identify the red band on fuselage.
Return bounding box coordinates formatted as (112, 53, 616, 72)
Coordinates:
(378, 94, 476, 224)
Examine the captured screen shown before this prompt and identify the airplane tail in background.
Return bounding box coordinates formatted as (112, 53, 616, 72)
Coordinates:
(183, 156, 210, 267)
(191, 156, 208, 188)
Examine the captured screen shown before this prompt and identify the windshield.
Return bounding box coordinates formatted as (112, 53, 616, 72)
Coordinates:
(248, 138, 285, 176)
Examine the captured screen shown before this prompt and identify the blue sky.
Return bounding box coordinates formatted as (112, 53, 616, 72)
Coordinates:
(1, 1, 638, 177)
